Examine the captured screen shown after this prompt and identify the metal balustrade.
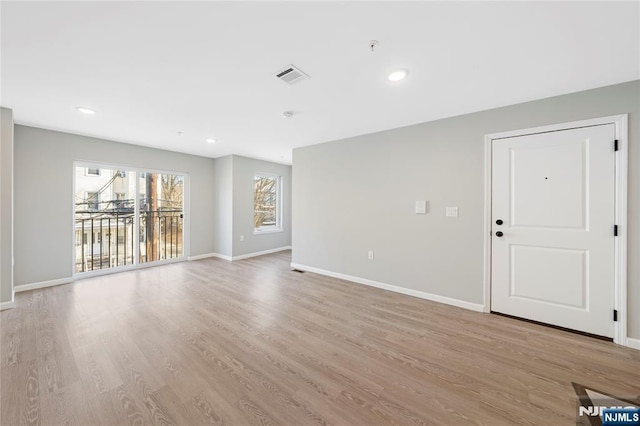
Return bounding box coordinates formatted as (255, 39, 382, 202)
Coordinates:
(139, 211, 183, 264)
(75, 199, 183, 272)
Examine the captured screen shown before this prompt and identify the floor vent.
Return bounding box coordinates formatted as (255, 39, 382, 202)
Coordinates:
(275, 65, 309, 85)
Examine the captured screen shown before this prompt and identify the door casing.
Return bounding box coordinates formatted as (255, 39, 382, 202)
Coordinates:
(483, 115, 628, 346)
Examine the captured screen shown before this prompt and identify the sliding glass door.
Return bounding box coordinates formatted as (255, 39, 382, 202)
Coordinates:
(74, 164, 185, 274)
(139, 172, 184, 264)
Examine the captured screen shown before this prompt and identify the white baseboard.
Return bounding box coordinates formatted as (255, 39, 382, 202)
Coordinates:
(188, 252, 233, 261)
(626, 337, 640, 350)
(0, 300, 15, 310)
(190, 247, 292, 262)
(15, 277, 73, 293)
(188, 252, 219, 261)
(290, 263, 485, 313)
(232, 246, 292, 261)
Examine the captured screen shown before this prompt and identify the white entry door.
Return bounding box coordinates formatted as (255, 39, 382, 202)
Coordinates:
(491, 124, 616, 337)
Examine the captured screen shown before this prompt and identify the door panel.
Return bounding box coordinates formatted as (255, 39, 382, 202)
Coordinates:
(510, 245, 587, 309)
(139, 172, 184, 264)
(511, 142, 586, 228)
(74, 167, 135, 272)
(491, 124, 615, 337)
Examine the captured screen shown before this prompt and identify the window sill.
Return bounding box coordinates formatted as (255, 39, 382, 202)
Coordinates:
(253, 228, 283, 235)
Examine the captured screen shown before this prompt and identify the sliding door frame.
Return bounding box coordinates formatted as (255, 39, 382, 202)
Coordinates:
(72, 160, 190, 279)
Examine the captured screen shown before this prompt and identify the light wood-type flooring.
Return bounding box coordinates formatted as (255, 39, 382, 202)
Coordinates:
(1, 251, 639, 425)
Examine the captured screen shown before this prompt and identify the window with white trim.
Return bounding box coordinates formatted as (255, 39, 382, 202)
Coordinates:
(254, 173, 282, 232)
(87, 192, 99, 210)
(114, 192, 125, 208)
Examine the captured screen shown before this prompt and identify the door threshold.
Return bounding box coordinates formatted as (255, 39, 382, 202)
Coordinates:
(490, 311, 613, 342)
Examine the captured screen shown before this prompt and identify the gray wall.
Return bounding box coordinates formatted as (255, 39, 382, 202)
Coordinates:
(232, 155, 292, 257)
(213, 155, 233, 257)
(292, 80, 640, 338)
(14, 125, 216, 286)
(212, 155, 292, 258)
(0, 108, 14, 304)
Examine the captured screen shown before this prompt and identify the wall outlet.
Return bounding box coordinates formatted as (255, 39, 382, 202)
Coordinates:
(368, 250, 374, 260)
(415, 200, 427, 214)
(239, 235, 244, 241)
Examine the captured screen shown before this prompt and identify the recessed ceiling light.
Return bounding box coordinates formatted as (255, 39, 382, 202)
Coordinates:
(76, 107, 96, 115)
(206, 138, 216, 144)
(388, 70, 408, 82)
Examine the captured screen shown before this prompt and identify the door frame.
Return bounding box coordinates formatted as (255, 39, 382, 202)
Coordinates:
(483, 115, 628, 346)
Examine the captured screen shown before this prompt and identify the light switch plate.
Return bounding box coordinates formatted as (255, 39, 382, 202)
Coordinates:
(415, 200, 426, 214)
(446, 207, 459, 217)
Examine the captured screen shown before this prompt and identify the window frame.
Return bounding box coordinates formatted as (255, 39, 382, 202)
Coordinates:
(86, 191, 99, 210)
(253, 172, 283, 234)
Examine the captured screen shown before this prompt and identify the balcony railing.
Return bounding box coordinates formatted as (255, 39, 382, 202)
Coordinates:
(75, 202, 183, 273)
(75, 214, 135, 272)
(140, 210, 183, 263)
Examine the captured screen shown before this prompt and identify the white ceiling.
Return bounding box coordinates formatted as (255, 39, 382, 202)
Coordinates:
(2, 1, 638, 164)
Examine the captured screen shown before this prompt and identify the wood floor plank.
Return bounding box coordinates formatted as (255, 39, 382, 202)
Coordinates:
(1, 362, 26, 425)
(1, 306, 21, 367)
(39, 381, 92, 426)
(72, 342, 124, 397)
(132, 330, 212, 404)
(151, 386, 204, 426)
(35, 304, 80, 396)
(24, 359, 41, 425)
(2, 250, 639, 425)
(107, 384, 150, 426)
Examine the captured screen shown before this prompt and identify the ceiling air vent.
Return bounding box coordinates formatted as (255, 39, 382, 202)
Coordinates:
(275, 64, 309, 85)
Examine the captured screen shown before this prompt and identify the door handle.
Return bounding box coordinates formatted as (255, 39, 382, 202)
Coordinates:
(495, 231, 504, 237)
(496, 219, 503, 225)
